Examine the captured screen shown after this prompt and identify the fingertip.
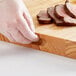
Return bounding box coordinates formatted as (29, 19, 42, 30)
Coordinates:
(32, 35, 39, 42)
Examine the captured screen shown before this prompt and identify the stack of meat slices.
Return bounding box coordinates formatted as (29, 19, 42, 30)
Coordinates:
(37, 0, 76, 26)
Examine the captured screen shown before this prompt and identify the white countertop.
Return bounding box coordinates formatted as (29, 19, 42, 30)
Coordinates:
(0, 41, 76, 76)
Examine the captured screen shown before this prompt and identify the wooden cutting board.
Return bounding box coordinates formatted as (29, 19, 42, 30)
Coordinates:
(0, 0, 76, 59)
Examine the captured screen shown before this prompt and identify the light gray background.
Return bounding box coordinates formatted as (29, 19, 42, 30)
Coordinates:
(0, 41, 76, 76)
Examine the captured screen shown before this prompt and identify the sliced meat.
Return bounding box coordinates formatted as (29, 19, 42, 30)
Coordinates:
(54, 4, 76, 26)
(48, 7, 76, 26)
(64, 17, 76, 26)
(47, 7, 64, 25)
(65, 0, 76, 18)
(37, 10, 52, 24)
(54, 4, 68, 19)
(38, 17, 52, 24)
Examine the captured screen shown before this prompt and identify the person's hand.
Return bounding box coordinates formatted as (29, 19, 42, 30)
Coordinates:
(0, 0, 39, 44)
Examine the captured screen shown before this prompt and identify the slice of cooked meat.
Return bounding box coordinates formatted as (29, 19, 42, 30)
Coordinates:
(37, 10, 52, 24)
(55, 4, 68, 19)
(37, 10, 49, 18)
(38, 17, 52, 24)
(65, 0, 76, 18)
(47, 7, 63, 25)
(64, 17, 76, 26)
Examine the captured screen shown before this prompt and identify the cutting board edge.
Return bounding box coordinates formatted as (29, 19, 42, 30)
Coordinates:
(0, 33, 76, 59)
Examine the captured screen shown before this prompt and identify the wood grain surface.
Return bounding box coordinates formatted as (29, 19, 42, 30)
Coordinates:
(0, 0, 76, 59)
